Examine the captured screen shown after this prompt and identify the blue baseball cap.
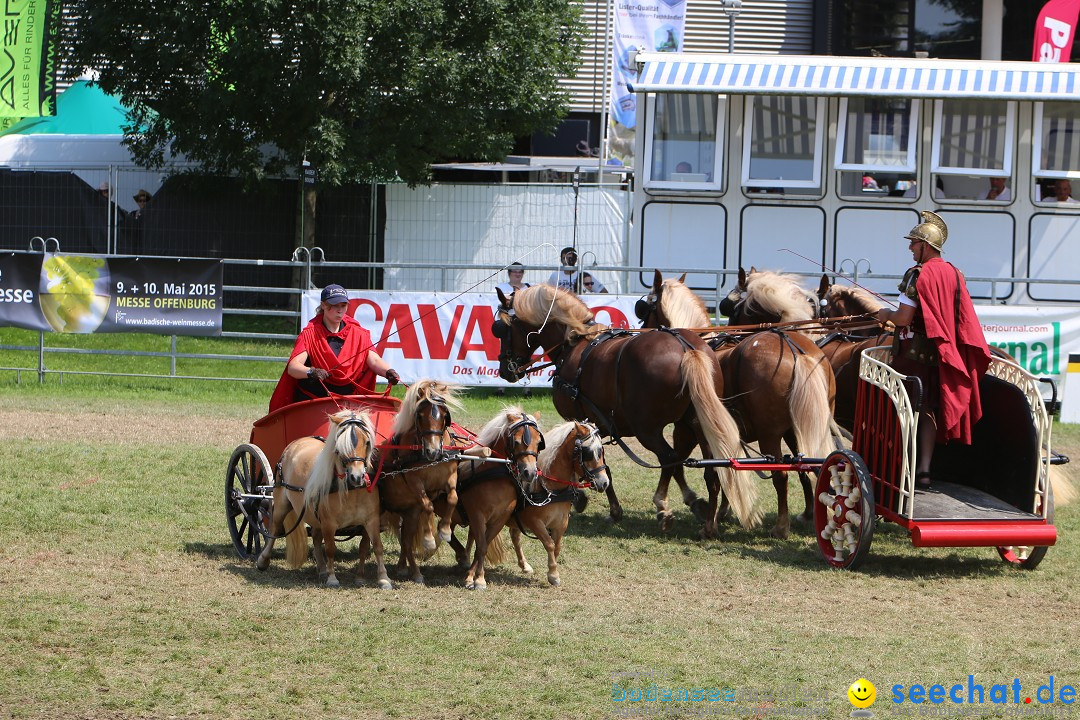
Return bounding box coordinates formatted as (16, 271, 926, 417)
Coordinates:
(321, 284, 348, 304)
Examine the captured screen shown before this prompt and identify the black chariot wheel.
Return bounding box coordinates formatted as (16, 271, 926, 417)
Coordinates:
(226, 443, 274, 561)
(814, 449, 875, 570)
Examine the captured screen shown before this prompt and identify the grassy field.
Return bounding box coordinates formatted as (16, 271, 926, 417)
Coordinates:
(0, 371, 1078, 720)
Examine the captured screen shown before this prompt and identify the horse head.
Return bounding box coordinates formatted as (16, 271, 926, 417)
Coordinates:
(396, 379, 461, 461)
(327, 410, 375, 489)
(568, 422, 611, 492)
(493, 285, 575, 382)
(634, 269, 668, 328)
(720, 267, 818, 325)
(817, 273, 883, 327)
(504, 411, 544, 487)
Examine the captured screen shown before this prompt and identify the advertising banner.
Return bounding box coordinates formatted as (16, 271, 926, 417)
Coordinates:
(302, 290, 639, 387)
(1033, 0, 1080, 62)
(606, 0, 687, 165)
(0, 0, 59, 120)
(0, 253, 223, 335)
(304, 290, 1080, 390)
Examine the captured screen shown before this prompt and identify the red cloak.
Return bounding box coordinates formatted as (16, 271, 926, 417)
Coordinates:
(916, 257, 992, 444)
(268, 314, 376, 413)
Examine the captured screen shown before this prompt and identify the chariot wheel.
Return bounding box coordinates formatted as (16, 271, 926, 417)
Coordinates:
(997, 484, 1054, 570)
(814, 449, 875, 570)
(226, 443, 274, 561)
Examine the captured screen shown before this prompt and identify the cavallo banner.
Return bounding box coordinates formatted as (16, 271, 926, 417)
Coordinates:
(0, 253, 223, 335)
(304, 291, 1080, 390)
(1033, 0, 1080, 62)
(0, 0, 59, 121)
(302, 290, 639, 387)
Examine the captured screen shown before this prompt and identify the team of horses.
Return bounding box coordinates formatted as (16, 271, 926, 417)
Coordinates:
(256, 379, 612, 589)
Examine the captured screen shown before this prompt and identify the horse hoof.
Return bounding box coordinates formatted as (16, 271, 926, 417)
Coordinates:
(547, 575, 561, 587)
(772, 526, 790, 540)
(656, 511, 675, 533)
(689, 498, 709, 522)
(438, 527, 452, 543)
(411, 575, 425, 585)
(698, 526, 719, 540)
(607, 508, 623, 524)
(520, 563, 534, 575)
(468, 580, 487, 591)
(325, 576, 340, 588)
(377, 579, 393, 590)
(255, 557, 269, 571)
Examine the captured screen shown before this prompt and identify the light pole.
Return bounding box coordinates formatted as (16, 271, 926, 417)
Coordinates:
(720, 0, 742, 54)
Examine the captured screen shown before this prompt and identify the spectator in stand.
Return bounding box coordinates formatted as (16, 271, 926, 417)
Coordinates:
(1043, 178, 1079, 203)
(977, 177, 1011, 202)
(581, 272, 608, 293)
(124, 189, 152, 254)
(495, 262, 530, 298)
(547, 246, 582, 293)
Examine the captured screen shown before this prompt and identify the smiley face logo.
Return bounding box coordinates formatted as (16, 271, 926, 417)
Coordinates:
(848, 678, 876, 708)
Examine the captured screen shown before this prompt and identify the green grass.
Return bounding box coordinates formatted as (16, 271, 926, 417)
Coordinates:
(0, 381, 1078, 720)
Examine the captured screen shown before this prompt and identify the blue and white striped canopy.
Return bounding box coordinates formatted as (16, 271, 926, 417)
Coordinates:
(630, 53, 1080, 101)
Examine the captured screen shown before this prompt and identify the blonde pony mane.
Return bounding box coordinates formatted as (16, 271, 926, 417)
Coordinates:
(305, 410, 375, 512)
(826, 284, 883, 314)
(745, 271, 816, 322)
(659, 278, 710, 327)
(514, 284, 601, 341)
(476, 406, 535, 449)
(393, 379, 463, 436)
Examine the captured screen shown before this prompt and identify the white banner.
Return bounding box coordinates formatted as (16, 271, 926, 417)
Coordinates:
(303, 292, 1080, 391)
(607, 0, 687, 165)
(302, 291, 640, 387)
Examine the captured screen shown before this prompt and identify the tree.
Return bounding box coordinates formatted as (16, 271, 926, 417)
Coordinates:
(65, 0, 584, 186)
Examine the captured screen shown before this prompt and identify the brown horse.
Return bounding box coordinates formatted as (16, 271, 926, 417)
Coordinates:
(648, 271, 835, 537)
(439, 406, 544, 590)
(494, 283, 759, 536)
(256, 409, 391, 589)
(376, 379, 462, 584)
(814, 276, 892, 432)
(510, 420, 611, 586)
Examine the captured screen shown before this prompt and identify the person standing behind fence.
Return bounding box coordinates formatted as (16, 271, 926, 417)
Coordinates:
(495, 262, 530, 297)
(124, 189, 151, 255)
(581, 272, 608, 293)
(547, 246, 581, 292)
(269, 284, 399, 412)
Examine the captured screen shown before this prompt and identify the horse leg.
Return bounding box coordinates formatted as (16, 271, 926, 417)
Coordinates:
(255, 487, 289, 571)
(465, 522, 487, 590)
(437, 475, 458, 543)
(399, 510, 424, 584)
(762, 437, 790, 539)
(636, 428, 684, 533)
(548, 505, 571, 586)
(447, 526, 470, 570)
(520, 513, 561, 587)
(673, 421, 709, 523)
(603, 479, 623, 523)
(509, 523, 533, 574)
(362, 515, 392, 590)
(322, 526, 341, 588)
(311, 527, 329, 582)
(784, 429, 814, 522)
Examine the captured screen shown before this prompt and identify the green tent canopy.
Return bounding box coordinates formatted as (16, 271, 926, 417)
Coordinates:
(0, 81, 134, 137)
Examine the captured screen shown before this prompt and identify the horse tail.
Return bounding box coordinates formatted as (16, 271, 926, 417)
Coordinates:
(680, 348, 761, 529)
(283, 509, 308, 569)
(789, 353, 834, 458)
(485, 529, 509, 566)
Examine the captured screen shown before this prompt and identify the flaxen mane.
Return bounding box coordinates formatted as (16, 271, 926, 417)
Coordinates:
(392, 379, 463, 436)
(745, 271, 817, 323)
(516, 284, 602, 341)
(476, 406, 537, 448)
(306, 410, 375, 511)
(826, 284, 883, 315)
(659, 278, 710, 327)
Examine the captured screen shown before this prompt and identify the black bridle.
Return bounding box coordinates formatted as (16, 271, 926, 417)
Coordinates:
(571, 425, 610, 486)
(334, 416, 372, 485)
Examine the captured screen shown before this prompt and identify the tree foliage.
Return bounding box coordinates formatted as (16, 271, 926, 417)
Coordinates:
(66, 0, 584, 185)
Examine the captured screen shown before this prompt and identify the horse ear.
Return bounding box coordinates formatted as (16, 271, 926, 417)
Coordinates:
(818, 273, 830, 298)
(749, 265, 758, 274)
(738, 267, 747, 286)
(652, 268, 663, 292)
(677, 272, 686, 283)
(495, 287, 509, 308)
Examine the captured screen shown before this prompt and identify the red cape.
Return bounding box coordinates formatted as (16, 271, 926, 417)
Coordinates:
(268, 314, 376, 413)
(917, 257, 992, 444)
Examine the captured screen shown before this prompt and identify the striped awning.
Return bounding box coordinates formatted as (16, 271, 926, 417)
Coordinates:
(630, 53, 1080, 101)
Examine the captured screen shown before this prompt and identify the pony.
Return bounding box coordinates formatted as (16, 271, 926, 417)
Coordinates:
(494, 283, 760, 536)
(376, 379, 462, 584)
(439, 406, 545, 590)
(509, 420, 611, 586)
(645, 270, 835, 537)
(719, 267, 819, 325)
(255, 409, 390, 589)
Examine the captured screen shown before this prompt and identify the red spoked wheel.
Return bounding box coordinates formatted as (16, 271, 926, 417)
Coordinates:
(997, 484, 1054, 570)
(226, 443, 274, 561)
(814, 449, 875, 570)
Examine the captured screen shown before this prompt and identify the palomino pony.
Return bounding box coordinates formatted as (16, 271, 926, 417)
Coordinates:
(494, 283, 759, 536)
(376, 379, 462, 584)
(510, 420, 611, 586)
(439, 406, 544, 590)
(647, 271, 835, 537)
(256, 409, 391, 589)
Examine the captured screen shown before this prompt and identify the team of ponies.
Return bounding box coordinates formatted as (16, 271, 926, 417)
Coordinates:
(256, 378, 611, 590)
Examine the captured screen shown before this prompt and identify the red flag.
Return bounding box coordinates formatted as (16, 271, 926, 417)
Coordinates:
(1033, 0, 1080, 62)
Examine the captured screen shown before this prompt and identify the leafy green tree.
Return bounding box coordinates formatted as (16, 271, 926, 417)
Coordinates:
(65, 0, 583, 186)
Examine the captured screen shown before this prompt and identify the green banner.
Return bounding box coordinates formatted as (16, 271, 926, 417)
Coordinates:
(0, 253, 224, 336)
(0, 0, 59, 119)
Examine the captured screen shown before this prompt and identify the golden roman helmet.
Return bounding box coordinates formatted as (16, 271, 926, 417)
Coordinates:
(905, 210, 948, 251)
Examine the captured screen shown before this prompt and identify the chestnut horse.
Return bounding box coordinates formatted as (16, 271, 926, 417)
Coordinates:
(510, 420, 611, 586)
(494, 283, 759, 535)
(376, 379, 461, 584)
(646, 271, 834, 537)
(256, 409, 391, 589)
(439, 407, 545, 590)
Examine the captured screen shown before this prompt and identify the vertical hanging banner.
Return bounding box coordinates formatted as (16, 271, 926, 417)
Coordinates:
(1033, 0, 1080, 62)
(0, 253, 223, 335)
(606, 0, 686, 166)
(0, 0, 59, 119)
